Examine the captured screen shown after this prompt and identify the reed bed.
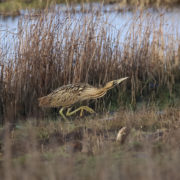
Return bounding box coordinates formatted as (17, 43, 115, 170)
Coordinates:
(0, 8, 180, 124)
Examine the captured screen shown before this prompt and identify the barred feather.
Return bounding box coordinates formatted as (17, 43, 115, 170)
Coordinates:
(38, 77, 128, 108)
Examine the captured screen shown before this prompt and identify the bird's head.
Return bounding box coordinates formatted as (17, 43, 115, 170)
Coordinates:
(104, 77, 128, 90)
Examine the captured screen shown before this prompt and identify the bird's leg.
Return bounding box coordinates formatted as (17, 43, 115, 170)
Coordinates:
(59, 107, 67, 121)
(80, 109, 84, 117)
(66, 106, 95, 117)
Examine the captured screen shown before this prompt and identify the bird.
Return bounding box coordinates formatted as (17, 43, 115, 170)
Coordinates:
(38, 77, 128, 120)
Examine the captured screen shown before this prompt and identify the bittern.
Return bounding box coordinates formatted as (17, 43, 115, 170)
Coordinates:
(38, 77, 128, 120)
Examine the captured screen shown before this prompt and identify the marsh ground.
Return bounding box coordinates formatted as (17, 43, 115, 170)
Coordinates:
(0, 1, 180, 179)
(0, 107, 180, 180)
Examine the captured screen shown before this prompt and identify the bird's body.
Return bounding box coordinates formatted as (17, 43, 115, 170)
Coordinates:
(38, 83, 104, 108)
(38, 77, 128, 120)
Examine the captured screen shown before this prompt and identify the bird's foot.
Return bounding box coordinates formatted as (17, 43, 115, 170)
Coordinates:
(66, 106, 95, 118)
(81, 106, 95, 114)
(80, 107, 95, 117)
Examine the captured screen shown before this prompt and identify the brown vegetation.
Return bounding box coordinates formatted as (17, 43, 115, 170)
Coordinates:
(0, 5, 179, 180)
(0, 8, 179, 124)
(0, 107, 180, 180)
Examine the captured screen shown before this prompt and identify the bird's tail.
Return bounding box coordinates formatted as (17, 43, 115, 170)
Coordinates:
(38, 96, 51, 107)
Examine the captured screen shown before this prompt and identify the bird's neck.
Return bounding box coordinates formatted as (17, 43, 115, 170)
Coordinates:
(83, 87, 107, 100)
(95, 87, 108, 98)
(103, 83, 114, 91)
(94, 83, 113, 97)
(92, 83, 114, 98)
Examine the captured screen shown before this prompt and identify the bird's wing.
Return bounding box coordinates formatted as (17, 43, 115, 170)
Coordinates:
(41, 83, 93, 107)
(51, 83, 93, 95)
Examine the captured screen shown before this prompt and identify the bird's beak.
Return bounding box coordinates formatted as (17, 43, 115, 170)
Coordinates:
(116, 77, 128, 84)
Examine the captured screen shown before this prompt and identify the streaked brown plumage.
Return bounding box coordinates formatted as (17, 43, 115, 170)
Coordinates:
(38, 77, 128, 120)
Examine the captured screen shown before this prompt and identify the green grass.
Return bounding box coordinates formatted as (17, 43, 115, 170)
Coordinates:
(1, 0, 180, 15)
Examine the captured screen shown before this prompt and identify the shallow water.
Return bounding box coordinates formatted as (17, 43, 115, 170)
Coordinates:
(0, 4, 180, 57)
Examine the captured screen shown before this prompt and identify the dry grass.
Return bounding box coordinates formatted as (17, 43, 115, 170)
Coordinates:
(0, 8, 180, 124)
(0, 6, 179, 180)
(0, 107, 180, 180)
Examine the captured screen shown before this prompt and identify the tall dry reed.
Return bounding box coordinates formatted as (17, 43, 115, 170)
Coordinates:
(0, 8, 179, 123)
